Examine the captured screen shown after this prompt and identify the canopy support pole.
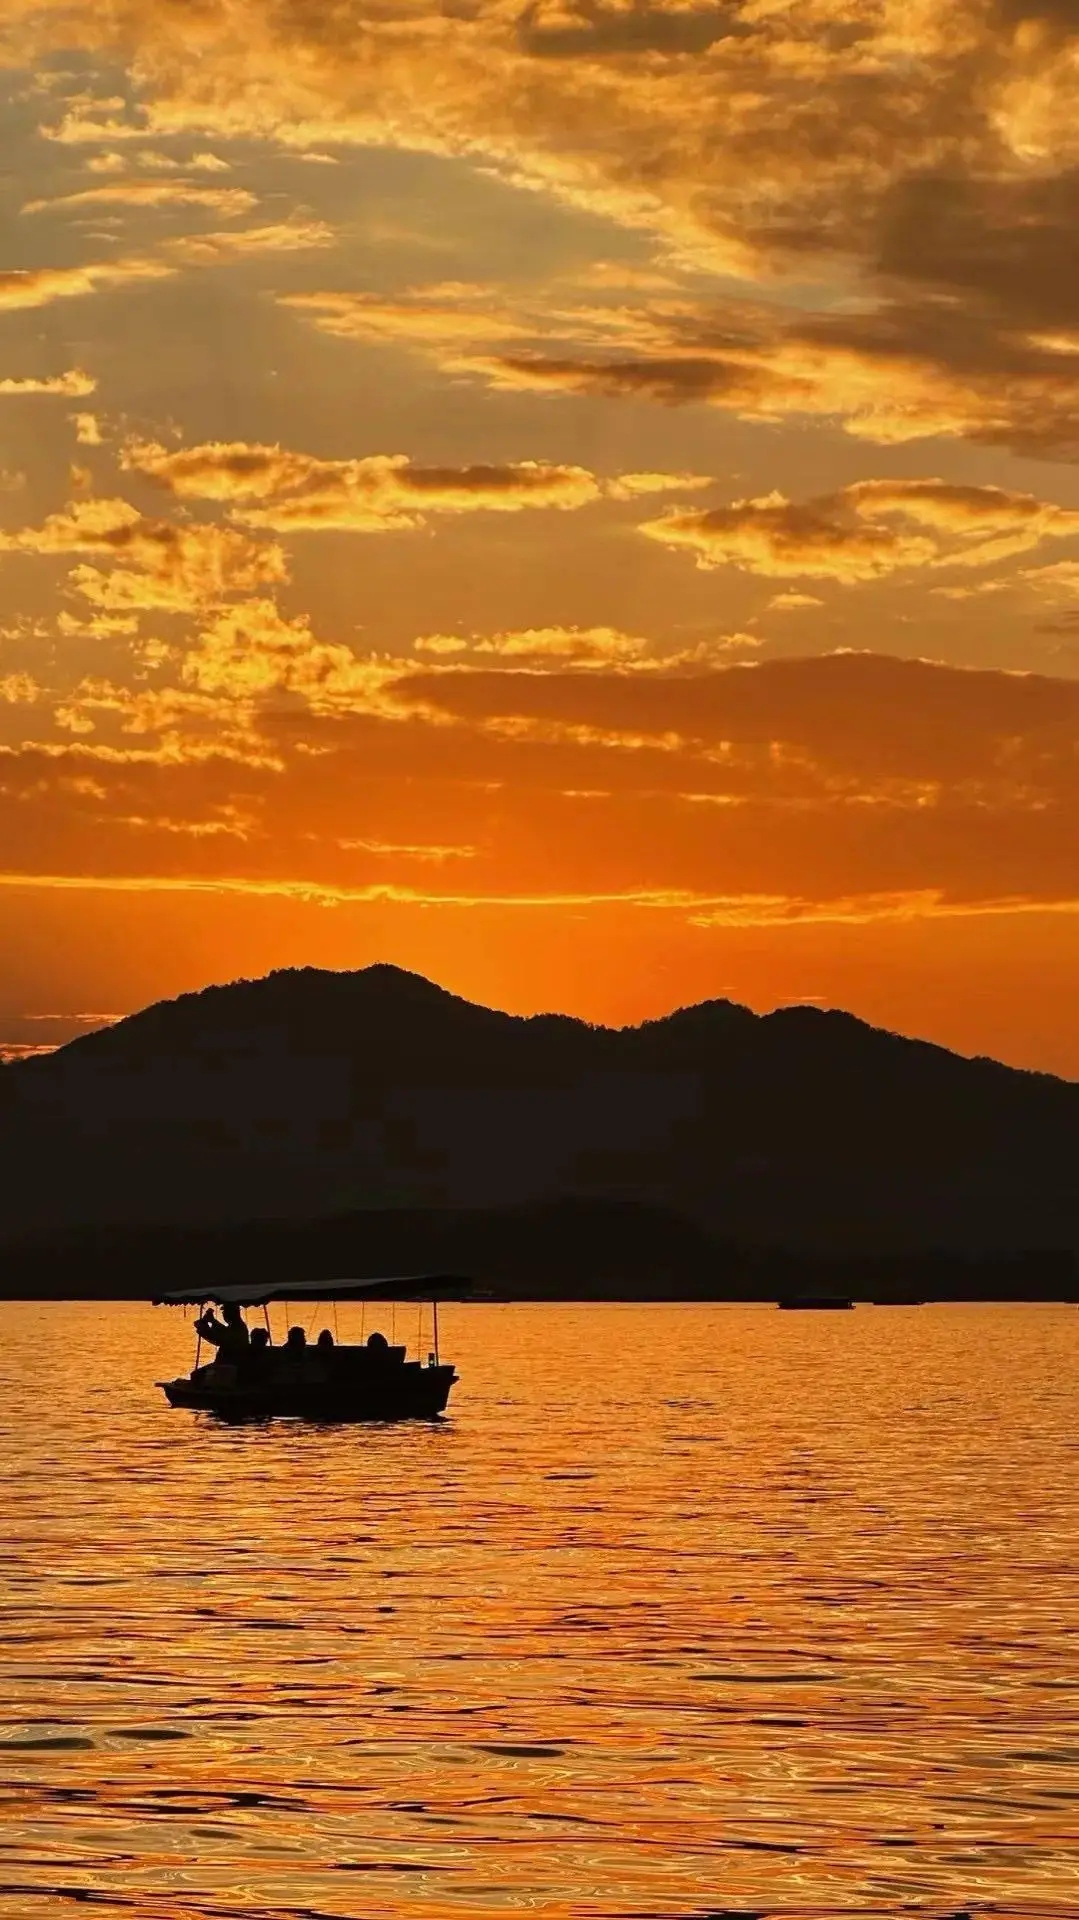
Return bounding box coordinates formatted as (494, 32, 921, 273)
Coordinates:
(433, 1297, 439, 1366)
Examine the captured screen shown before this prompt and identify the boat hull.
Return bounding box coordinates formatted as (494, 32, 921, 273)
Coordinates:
(777, 1296, 854, 1310)
(160, 1364, 457, 1422)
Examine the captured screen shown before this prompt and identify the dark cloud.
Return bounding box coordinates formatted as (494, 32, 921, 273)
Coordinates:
(403, 651, 1079, 786)
(516, 0, 746, 59)
(875, 167, 1079, 330)
(992, 0, 1079, 30)
(478, 351, 765, 404)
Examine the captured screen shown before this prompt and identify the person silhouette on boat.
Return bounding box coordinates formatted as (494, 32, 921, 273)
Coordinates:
(243, 1325, 271, 1373)
(195, 1300, 250, 1363)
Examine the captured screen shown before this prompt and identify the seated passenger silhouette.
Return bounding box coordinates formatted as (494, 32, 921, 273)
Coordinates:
(285, 1326, 307, 1353)
(196, 1299, 250, 1362)
(243, 1326, 271, 1372)
(366, 1330, 390, 1363)
(316, 1329, 335, 1351)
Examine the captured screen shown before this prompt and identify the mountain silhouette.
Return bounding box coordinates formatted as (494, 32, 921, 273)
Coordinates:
(3, 963, 1078, 1256)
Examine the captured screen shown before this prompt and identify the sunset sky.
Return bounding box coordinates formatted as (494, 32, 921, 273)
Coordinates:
(3, 0, 1079, 1072)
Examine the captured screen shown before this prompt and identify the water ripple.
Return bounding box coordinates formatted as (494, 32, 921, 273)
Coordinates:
(1, 1302, 1078, 1917)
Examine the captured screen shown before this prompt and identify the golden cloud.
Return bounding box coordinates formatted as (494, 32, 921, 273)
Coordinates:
(0, 370, 96, 397)
(56, 609, 140, 638)
(0, 672, 40, 704)
(0, 495, 287, 616)
(343, 278, 1079, 458)
(87, 149, 233, 174)
(640, 478, 1079, 580)
(123, 437, 713, 533)
(41, 681, 285, 767)
(23, 179, 257, 216)
(460, 320, 1075, 453)
(606, 470, 712, 499)
(0, 256, 175, 311)
(412, 624, 761, 670)
(640, 489, 936, 581)
(1022, 559, 1079, 595)
(0, 218, 331, 339)
(414, 625, 651, 668)
(123, 438, 611, 531)
(181, 598, 418, 717)
(164, 217, 334, 264)
(10, 0, 1079, 457)
(846, 478, 1079, 565)
(281, 288, 531, 348)
(768, 591, 824, 612)
(71, 411, 104, 445)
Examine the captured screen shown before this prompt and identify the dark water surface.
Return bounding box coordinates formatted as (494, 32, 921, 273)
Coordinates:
(1, 1301, 1077, 1919)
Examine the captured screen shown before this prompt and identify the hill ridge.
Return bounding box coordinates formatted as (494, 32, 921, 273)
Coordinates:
(3, 962, 1077, 1254)
(8, 960, 1066, 1088)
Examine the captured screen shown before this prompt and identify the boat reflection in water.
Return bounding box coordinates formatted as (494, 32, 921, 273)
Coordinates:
(153, 1274, 469, 1421)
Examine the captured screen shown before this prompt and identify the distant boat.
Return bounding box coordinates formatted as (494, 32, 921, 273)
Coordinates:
(153, 1274, 469, 1422)
(777, 1294, 854, 1310)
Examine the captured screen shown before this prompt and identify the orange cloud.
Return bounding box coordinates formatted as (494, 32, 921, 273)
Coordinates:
(4, 656, 1079, 932)
(335, 836, 478, 861)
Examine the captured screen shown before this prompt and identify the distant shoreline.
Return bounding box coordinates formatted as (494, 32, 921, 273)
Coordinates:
(2, 1293, 1076, 1304)
(2, 1197, 1075, 1307)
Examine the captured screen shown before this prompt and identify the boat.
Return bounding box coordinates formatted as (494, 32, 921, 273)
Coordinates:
(777, 1294, 855, 1310)
(153, 1273, 469, 1421)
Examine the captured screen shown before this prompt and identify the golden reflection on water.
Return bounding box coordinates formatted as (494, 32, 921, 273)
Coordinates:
(0, 1302, 1077, 1919)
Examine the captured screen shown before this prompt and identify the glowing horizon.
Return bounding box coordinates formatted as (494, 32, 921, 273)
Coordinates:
(3, 0, 1079, 1075)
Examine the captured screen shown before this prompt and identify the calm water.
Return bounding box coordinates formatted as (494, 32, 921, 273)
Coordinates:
(1, 1303, 1077, 1920)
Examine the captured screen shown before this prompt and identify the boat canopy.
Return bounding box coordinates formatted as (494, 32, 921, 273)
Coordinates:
(153, 1274, 471, 1308)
